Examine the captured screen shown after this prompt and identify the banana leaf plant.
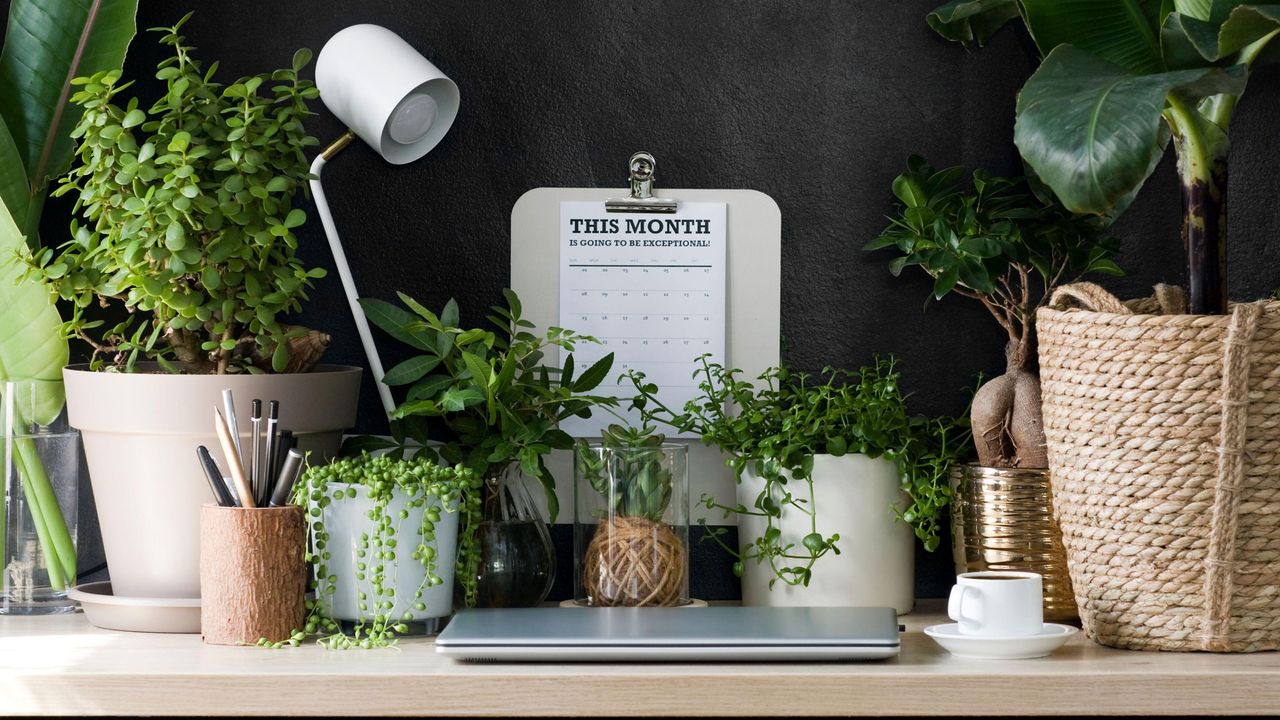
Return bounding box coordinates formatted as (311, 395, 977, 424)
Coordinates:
(0, 0, 138, 589)
(929, 0, 1280, 314)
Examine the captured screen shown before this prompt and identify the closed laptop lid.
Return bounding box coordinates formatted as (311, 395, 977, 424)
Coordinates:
(436, 606, 899, 648)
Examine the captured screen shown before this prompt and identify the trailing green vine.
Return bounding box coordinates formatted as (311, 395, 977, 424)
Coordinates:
(263, 454, 481, 649)
(628, 356, 969, 589)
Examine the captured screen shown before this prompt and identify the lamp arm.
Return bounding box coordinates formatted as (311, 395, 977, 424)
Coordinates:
(309, 149, 397, 418)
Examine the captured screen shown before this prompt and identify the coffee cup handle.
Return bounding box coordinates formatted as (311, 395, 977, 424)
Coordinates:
(948, 585, 982, 625)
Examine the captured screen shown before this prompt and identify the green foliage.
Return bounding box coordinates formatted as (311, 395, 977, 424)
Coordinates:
(628, 356, 970, 589)
(575, 424, 674, 522)
(29, 13, 325, 373)
(356, 289, 617, 523)
(928, 0, 1280, 313)
(867, 156, 1120, 368)
(273, 453, 481, 650)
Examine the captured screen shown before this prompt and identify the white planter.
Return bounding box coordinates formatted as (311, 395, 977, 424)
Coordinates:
(736, 453, 914, 613)
(319, 487, 459, 623)
(64, 364, 362, 599)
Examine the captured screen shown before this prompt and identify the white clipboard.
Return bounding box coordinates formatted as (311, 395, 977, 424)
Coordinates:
(510, 158, 781, 523)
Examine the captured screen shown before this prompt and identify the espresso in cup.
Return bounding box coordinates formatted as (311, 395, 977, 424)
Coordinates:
(947, 571, 1044, 637)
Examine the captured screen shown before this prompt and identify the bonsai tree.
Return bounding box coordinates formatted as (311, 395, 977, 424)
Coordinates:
(629, 356, 968, 586)
(575, 423, 686, 607)
(29, 14, 328, 373)
(867, 156, 1120, 468)
(928, 0, 1280, 314)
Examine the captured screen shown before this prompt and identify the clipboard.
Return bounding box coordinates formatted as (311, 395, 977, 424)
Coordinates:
(510, 152, 781, 521)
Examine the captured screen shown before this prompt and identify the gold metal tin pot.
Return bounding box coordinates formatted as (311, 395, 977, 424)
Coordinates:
(949, 464, 1078, 623)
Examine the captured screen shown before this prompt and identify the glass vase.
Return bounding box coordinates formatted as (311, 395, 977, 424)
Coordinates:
(1, 380, 80, 615)
(573, 442, 689, 607)
(455, 465, 555, 608)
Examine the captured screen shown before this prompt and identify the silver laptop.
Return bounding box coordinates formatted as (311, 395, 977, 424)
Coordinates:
(435, 606, 899, 661)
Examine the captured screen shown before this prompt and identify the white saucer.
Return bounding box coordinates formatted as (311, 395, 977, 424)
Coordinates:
(924, 623, 1078, 659)
(68, 581, 201, 634)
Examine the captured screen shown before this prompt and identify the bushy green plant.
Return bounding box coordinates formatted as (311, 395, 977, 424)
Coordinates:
(276, 453, 481, 650)
(628, 356, 969, 589)
(867, 156, 1119, 468)
(351, 289, 617, 522)
(575, 424, 673, 522)
(29, 14, 326, 374)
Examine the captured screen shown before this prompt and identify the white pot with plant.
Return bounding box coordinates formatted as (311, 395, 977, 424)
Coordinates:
(629, 358, 967, 613)
(26, 15, 361, 601)
(289, 454, 481, 648)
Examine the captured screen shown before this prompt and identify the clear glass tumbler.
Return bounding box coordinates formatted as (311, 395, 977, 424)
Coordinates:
(1, 380, 79, 614)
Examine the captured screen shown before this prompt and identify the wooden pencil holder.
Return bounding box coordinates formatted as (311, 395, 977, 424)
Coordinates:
(199, 504, 306, 646)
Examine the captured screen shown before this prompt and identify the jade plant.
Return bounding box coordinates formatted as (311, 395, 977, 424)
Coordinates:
(351, 290, 617, 522)
(28, 14, 328, 373)
(275, 453, 481, 649)
(867, 157, 1120, 468)
(628, 356, 969, 589)
(928, 0, 1280, 314)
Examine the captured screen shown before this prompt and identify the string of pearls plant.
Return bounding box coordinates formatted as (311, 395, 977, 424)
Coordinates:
(259, 454, 481, 649)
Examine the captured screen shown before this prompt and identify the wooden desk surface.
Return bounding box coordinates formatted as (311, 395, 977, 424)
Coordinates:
(1, 600, 1277, 717)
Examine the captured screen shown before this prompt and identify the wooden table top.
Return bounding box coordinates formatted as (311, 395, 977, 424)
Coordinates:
(2, 600, 1277, 717)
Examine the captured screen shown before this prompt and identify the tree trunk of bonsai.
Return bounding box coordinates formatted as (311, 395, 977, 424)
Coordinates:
(970, 343, 1048, 469)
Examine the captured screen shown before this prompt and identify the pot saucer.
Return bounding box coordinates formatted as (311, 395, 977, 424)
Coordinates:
(68, 581, 201, 634)
(924, 622, 1078, 659)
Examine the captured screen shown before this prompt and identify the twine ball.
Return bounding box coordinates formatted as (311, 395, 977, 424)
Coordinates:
(583, 516, 686, 607)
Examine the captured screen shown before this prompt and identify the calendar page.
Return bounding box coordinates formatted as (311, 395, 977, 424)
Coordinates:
(558, 201, 727, 438)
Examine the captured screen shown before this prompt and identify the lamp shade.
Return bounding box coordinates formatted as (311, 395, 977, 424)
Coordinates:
(315, 24, 460, 165)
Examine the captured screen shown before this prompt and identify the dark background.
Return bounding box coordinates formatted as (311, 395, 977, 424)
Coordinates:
(24, 0, 1280, 598)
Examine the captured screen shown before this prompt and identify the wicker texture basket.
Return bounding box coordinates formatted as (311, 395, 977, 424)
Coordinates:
(1037, 282, 1280, 652)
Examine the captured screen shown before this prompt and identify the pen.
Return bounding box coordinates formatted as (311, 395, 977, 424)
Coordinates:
(196, 445, 237, 507)
(250, 399, 262, 505)
(268, 449, 305, 507)
(215, 407, 256, 508)
(264, 400, 280, 500)
(221, 388, 243, 469)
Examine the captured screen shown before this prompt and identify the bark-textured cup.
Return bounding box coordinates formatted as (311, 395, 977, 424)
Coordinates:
(199, 504, 306, 646)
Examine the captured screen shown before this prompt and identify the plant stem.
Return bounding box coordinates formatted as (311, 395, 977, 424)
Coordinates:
(1166, 96, 1229, 315)
(16, 437, 76, 582)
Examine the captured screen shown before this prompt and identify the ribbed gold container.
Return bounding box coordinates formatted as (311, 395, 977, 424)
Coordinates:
(949, 464, 1078, 623)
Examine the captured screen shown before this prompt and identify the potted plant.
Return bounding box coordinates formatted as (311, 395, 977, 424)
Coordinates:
(927, 2, 1280, 651)
(573, 423, 690, 607)
(353, 290, 616, 607)
(25, 16, 362, 601)
(629, 357, 967, 612)
(867, 157, 1120, 621)
(289, 453, 481, 647)
(0, 0, 139, 611)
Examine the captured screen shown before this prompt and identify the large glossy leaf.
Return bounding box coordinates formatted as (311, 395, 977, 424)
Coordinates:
(927, 0, 1021, 45)
(0, 199, 68, 423)
(1021, 0, 1166, 73)
(1015, 44, 1245, 215)
(0, 119, 27, 230)
(0, 0, 138, 234)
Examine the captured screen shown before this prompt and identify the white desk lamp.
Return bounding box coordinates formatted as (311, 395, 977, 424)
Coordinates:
(311, 24, 460, 416)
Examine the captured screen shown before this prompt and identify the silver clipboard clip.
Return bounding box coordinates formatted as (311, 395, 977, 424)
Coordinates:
(605, 151, 678, 214)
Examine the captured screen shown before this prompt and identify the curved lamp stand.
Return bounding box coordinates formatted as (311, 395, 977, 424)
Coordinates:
(311, 24, 461, 420)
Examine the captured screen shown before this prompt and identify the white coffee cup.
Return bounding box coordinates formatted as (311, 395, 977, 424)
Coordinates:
(947, 571, 1044, 637)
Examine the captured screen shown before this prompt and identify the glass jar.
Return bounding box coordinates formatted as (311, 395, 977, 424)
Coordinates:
(1, 380, 80, 615)
(573, 442, 689, 607)
(454, 465, 555, 608)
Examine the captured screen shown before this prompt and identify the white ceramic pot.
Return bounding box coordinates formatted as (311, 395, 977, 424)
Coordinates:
(736, 453, 914, 613)
(319, 488, 459, 622)
(64, 364, 362, 599)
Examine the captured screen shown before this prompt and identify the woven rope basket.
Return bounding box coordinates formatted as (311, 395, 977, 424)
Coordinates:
(1037, 282, 1280, 652)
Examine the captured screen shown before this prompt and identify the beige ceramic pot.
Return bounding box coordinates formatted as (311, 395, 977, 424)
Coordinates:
(64, 364, 362, 599)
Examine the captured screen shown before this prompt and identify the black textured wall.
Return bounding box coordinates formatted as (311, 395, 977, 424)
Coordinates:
(26, 0, 1280, 598)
